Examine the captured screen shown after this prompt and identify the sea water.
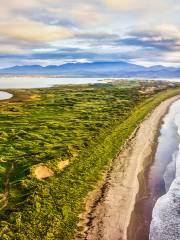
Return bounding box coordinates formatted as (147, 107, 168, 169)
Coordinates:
(149, 99, 180, 240)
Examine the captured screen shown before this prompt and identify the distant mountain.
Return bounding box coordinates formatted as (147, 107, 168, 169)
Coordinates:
(0, 61, 180, 78)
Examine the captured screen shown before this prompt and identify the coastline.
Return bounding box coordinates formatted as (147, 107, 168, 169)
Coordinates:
(81, 95, 180, 240)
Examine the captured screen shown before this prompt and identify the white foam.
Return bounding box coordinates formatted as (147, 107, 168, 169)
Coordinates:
(149, 178, 180, 240)
(163, 152, 176, 192)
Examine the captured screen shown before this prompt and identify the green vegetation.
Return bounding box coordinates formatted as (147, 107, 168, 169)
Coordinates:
(0, 80, 179, 239)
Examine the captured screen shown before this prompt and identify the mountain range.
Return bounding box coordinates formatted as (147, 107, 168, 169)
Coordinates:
(0, 61, 180, 78)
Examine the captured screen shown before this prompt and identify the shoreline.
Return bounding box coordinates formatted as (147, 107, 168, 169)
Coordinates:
(127, 97, 180, 240)
(80, 95, 180, 240)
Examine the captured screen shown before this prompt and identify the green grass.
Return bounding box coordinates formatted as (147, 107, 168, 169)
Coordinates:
(0, 81, 179, 239)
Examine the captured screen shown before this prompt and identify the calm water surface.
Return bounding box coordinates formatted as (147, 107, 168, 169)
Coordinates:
(0, 77, 108, 99)
(0, 91, 13, 100)
(0, 77, 111, 89)
(0, 76, 179, 89)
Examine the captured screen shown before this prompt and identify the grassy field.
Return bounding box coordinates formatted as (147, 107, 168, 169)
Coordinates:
(0, 80, 179, 239)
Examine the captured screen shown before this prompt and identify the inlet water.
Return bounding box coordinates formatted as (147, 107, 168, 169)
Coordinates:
(0, 91, 13, 100)
(0, 77, 108, 89)
(127, 99, 180, 240)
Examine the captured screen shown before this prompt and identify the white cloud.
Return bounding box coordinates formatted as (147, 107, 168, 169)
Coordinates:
(155, 24, 180, 39)
(0, 18, 73, 43)
(0, 0, 180, 67)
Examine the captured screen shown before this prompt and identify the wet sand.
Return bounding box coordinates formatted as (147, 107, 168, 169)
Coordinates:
(83, 95, 180, 240)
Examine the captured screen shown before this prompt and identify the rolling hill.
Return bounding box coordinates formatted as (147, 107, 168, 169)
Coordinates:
(0, 61, 179, 78)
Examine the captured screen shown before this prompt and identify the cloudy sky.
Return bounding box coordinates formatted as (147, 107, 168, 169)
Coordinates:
(0, 0, 180, 68)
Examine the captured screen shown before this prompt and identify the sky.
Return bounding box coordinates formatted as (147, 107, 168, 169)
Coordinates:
(0, 0, 180, 68)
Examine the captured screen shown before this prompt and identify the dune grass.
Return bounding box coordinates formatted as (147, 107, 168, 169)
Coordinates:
(0, 81, 179, 239)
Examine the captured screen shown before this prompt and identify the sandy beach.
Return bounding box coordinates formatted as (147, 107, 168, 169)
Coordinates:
(82, 95, 180, 240)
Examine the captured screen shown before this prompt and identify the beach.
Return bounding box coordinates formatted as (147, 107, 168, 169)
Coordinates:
(83, 95, 180, 240)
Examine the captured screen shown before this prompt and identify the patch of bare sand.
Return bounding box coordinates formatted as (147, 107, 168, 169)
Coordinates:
(34, 165, 54, 179)
(58, 160, 70, 170)
(29, 94, 41, 101)
(83, 95, 180, 240)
